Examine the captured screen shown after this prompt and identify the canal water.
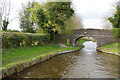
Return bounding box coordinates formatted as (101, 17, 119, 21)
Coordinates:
(10, 41, 118, 78)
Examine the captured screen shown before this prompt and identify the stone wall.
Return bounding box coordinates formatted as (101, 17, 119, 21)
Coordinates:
(60, 29, 118, 47)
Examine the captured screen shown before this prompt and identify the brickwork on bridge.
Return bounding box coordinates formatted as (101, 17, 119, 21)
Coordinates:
(60, 29, 118, 47)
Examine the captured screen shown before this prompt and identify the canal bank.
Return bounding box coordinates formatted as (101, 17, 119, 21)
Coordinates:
(97, 43, 120, 56)
(7, 41, 118, 78)
(1, 44, 83, 79)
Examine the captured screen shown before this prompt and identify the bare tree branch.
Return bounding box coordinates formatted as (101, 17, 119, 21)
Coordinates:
(0, 0, 11, 30)
(1, 0, 11, 21)
(8, 0, 11, 20)
(9, 16, 19, 23)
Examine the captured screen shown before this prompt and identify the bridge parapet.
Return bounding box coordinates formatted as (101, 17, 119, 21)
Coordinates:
(73, 29, 113, 36)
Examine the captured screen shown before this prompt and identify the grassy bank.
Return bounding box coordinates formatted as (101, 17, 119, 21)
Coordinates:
(97, 43, 120, 56)
(76, 37, 96, 47)
(2, 44, 80, 68)
(76, 39, 88, 47)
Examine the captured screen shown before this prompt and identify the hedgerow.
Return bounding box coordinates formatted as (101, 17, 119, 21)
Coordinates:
(2, 32, 50, 49)
(112, 28, 120, 38)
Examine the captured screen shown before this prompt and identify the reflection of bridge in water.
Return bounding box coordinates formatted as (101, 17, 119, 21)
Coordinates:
(60, 29, 117, 47)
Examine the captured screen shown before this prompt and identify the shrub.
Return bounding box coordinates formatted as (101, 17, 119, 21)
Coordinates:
(6, 29, 20, 32)
(112, 28, 120, 38)
(2, 32, 50, 49)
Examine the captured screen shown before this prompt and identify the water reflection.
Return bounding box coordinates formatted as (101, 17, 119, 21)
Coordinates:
(83, 41, 97, 52)
(9, 41, 118, 78)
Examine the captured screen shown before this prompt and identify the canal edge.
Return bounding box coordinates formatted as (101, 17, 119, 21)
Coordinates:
(97, 48, 120, 56)
(1, 47, 83, 79)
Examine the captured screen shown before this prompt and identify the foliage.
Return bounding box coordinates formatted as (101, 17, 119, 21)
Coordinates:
(76, 37, 96, 47)
(64, 13, 83, 34)
(2, 32, 50, 49)
(102, 21, 112, 30)
(108, 5, 120, 28)
(64, 17, 73, 34)
(44, 2, 74, 32)
(76, 39, 88, 47)
(6, 29, 20, 32)
(108, 3, 120, 38)
(69, 13, 83, 29)
(19, 1, 74, 41)
(65, 43, 74, 47)
(2, 20, 9, 30)
(34, 2, 74, 41)
(112, 28, 120, 38)
(19, 1, 38, 33)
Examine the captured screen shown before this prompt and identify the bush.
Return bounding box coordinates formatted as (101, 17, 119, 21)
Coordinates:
(6, 29, 20, 32)
(2, 32, 50, 49)
(112, 28, 120, 38)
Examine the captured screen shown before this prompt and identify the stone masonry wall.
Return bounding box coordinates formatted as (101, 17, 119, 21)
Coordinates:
(60, 29, 118, 47)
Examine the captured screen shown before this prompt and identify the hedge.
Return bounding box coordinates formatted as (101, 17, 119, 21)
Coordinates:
(112, 28, 120, 38)
(2, 32, 50, 49)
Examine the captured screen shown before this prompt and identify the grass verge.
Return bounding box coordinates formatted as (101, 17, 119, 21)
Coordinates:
(76, 39, 88, 46)
(76, 38, 94, 47)
(97, 43, 120, 56)
(2, 44, 80, 68)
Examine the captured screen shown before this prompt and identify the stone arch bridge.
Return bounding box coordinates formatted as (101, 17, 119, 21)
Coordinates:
(60, 29, 117, 47)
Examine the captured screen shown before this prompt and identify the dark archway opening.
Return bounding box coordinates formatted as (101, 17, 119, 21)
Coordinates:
(74, 36, 97, 47)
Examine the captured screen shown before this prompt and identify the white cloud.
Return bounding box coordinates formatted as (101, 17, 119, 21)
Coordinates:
(72, 0, 118, 29)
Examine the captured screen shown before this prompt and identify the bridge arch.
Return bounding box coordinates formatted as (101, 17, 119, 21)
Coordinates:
(73, 35, 97, 46)
(60, 29, 117, 47)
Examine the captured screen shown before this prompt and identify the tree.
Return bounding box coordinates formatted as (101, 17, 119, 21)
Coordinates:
(44, 2, 74, 41)
(64, 13, 83, 34)
(102, 14, 112, 30)
(35, 2, 74, 41)
(20, 1, 74, 41)
(108, 4, 120, 28)
(0, 0, 11, 30)
(102, 21, 112, 30)
(0, 8, 2, 30)
(108, 2, 120, 38)
(71, 14, 83, 29)
(112, 28, 120, 38)
(19, 1, 38, 33)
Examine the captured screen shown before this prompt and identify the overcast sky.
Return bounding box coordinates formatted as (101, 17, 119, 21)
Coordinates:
(4, 0, 118, 30)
